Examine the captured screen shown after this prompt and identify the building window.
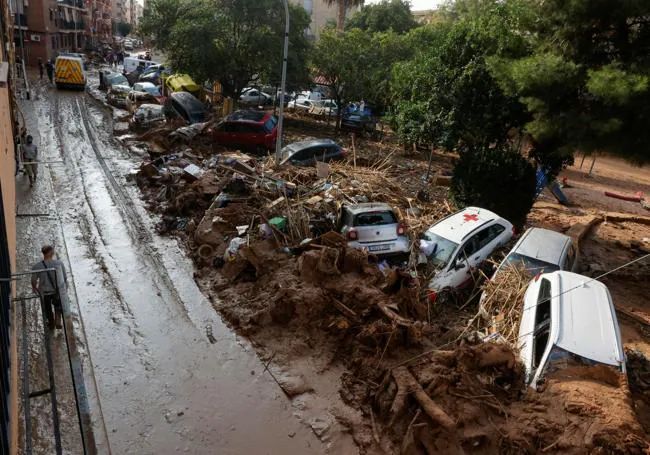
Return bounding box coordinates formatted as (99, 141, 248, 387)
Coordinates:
(52, 35, 56, 49)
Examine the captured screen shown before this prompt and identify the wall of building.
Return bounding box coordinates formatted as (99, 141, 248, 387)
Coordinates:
(0, 0, 18, 450)
(289, 0, 362, 39)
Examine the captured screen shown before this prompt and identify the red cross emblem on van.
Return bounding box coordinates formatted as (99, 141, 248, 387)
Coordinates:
(463, 214, 479, 222)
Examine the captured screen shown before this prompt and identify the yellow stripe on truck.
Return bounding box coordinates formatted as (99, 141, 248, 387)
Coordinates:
(55, 59, 84, 85)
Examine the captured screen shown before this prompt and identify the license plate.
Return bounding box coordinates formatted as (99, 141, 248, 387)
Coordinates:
(368, 244, 391, 252)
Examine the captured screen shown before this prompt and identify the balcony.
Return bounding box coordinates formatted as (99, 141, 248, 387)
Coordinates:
(57, 0, 87, 9)
(59, 20, 85, 30)
(14, 13, 27, 27)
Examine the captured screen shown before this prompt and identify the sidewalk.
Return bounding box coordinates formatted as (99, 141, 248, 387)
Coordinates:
(15, 79, 108, 454)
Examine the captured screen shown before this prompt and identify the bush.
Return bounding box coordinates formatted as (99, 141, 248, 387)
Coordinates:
(451, 146, 536, 229)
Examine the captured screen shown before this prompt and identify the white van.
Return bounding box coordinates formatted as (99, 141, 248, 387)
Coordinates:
(123, 57, 158, 74)
(518, 271, 626, 389)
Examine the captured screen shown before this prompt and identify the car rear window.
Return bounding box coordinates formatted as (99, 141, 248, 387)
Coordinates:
(505, 253, 559, 274)
(353, 211, 396, 226)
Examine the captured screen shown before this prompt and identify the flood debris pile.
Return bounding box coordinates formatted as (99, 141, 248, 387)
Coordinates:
(475, 265, 532, 345)
(131, 131, 649, 453)
(367, 343, 648, 454)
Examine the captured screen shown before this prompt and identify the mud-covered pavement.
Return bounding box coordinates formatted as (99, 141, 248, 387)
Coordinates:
(17, 75, 326, 454)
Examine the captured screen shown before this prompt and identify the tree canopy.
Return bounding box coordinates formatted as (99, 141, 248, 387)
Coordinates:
(116, 22, 132, 37)
(346, 0, 417, 34)
(390, 2, 529, 150)
(488, 0, 650, 167)
(313, 28, 410, 123)
(140, 0, 311, 97)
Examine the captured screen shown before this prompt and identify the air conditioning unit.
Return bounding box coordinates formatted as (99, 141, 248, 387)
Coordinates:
(30, 34, 40, 42)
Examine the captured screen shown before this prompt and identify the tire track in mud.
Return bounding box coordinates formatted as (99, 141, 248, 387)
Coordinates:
(50, 92, 153, 367)
(73, 97, 192, 325)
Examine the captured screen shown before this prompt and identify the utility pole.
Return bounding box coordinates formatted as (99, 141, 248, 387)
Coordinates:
(275, 0, 289, 163)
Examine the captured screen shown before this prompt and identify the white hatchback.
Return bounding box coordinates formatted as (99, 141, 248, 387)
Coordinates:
(421, 207, 513, 302)
(518, 271, 626, 389)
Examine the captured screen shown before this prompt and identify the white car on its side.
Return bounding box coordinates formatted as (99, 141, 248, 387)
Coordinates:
(518, 271, 626, 389)
(420, 207, 513, 302)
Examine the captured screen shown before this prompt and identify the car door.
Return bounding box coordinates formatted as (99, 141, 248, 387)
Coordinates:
(474, 223, 507, 265)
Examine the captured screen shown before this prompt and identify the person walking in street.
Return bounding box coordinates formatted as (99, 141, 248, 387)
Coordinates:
(21, 135, 38, 187)
(45, 59, 54, 84)
(37, 58, 44, 80)
(31, 245, 68, 330)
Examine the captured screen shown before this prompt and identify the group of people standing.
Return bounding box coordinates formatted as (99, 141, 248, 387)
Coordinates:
(106, 50, 125, 68)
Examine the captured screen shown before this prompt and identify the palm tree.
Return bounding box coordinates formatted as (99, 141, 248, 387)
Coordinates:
(324, 0, 364, 32)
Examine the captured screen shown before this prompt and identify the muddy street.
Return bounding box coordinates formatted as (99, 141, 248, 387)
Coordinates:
(17, 78, 324, 454)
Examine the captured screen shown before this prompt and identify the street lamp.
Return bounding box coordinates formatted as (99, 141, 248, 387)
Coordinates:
(275, 0, 289, 163)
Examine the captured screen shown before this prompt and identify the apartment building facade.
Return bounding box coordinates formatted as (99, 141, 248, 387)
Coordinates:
(0, 0, 19, 451)
(110, 0, 125, 29)
(290, 0, 362, 39)
(91, 0, 112, 44)
(12, 0, 89, 65)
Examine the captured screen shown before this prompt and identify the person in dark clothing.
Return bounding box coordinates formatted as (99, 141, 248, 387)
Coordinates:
(45, 60, 54, 83)
(38, 58, 44, 79)
(31, 245, 68, 330)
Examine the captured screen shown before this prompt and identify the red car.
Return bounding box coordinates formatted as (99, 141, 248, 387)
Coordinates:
(212, 110, 278, 153)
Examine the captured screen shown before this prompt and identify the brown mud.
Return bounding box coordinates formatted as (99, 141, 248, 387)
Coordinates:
(129, 113, 650, 453)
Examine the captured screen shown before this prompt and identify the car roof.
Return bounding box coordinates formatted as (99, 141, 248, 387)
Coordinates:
(226, 110, 270, 123)
(135, 82, 155, 87)
(546, 271, 624, 367)
(285, 139, 337, 151)
(426, 207, 505, 243)
(344, 203, 394, 214)
(512, 227, 570, 266)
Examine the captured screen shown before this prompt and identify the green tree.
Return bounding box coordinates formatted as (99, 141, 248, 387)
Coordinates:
(141, 0, 311, 98)
(451, 145, 536, 229)
(325, 0, 364, 32)
(346, 0, 417, 34)
(139, 0, 183, 49)
(390, 2, 529, 150)
(313, 28, 410, 125)
(489, 0, 650, 168)
(116, 22, 132, 37)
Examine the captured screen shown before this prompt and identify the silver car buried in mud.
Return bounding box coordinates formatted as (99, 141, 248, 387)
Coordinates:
(338, 203, 410, 259)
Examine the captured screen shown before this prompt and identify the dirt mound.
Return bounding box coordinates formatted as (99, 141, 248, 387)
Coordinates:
(369, 345, 647, 454)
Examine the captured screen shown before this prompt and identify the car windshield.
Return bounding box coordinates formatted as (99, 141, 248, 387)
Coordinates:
(504, 253, 559, 275)
(422, 232, 458, 267)
(353, 210, 396, 226)
(108, 74, 128, 85)
(280, 144, 297, 160)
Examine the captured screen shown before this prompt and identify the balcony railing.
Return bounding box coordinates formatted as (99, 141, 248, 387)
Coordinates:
(14, 13, 27, 26)
(57, 0, 86, 9)
(59, 20, 85, 30)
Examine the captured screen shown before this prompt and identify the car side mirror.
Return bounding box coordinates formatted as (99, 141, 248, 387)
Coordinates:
(454, 261, 466, 271)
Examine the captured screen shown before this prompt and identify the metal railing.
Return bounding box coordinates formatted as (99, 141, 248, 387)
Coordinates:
(14, 13, 27, 26)
(8, 268, 97, 454)
(0, 188, 12, 455)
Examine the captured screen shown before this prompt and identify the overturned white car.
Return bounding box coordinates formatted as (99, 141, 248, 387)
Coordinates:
(518, 271, 626, 389)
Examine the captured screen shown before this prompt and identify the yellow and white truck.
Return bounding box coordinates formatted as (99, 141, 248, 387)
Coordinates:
(54, 55, 86, 89)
